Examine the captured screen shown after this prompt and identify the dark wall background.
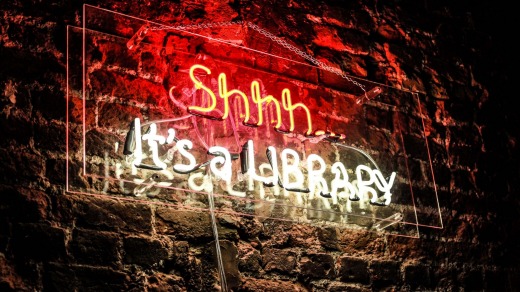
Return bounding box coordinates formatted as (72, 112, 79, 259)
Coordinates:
(0, 0, 518, 291)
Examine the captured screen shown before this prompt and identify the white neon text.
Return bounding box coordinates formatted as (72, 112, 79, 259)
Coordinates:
(125, 118, 396, 207)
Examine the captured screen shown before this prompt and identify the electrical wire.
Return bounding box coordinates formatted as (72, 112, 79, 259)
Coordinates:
(207, 182, 228, 292)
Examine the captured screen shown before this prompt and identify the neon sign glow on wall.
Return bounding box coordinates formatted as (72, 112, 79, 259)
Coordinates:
(66, 5, 444, 238)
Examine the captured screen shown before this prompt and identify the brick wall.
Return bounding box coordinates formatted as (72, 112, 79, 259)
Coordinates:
(0, 0, 518, 291)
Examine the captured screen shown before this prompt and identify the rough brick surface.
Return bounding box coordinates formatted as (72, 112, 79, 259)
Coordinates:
(403, 263, 432, 289)
(262, 248, 298, 275)
(70, 229, 121, 267)
(155, 207, 213, 239)
(337, 256, 370, 284)
(123, 235, 171, 267)
(72, 196, 153, 233)
(0, 0, 518, 291)
(11, 223, 67, 262)
(369, 260, 401, 288)
(240, 277, 308, 292)
(300, 252, 335, 279)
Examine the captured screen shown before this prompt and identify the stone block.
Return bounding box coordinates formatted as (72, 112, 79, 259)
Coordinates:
(155, 207, 213, 240)
(70, 228, 121, 267)
(12, 223, 67, 262)
(238, 243, 261, 273)
(72, 196, 153, 233)
(146, 272, 186, 292)
(299, 252, 335, 279)
(369, 260, 401, 288)
(44, 263, 130, 291)
(34, 120, 66, 152)
(0, 185, 49, 222)
(262, 248, 297, 275)
(0, 149, 44, 183)
(318, 227, 340, 251)
(172, 240, 190, 266)
(0, 108, 32, 146)
(210, 240, 240, 290)
(403, 263, 432, 289)
(123, 235, 171, 267)
(45, 158, 66, 185)
(337, 256, 369, 284)
(365, 105, 394, 132)
(0, 254, 27, 291)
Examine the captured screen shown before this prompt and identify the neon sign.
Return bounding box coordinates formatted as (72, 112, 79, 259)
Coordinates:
(69, 9, 445, 237)
(175, 64, 343, 139)
(117, 63, 399, 215)
(124, 117, 397, 210)
(104, 53, 408, 230)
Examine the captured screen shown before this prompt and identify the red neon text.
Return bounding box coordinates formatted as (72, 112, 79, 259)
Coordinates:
(185, 64, 318, 136)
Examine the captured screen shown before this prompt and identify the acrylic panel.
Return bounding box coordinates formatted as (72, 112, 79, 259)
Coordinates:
(66, 5, 443, 238)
